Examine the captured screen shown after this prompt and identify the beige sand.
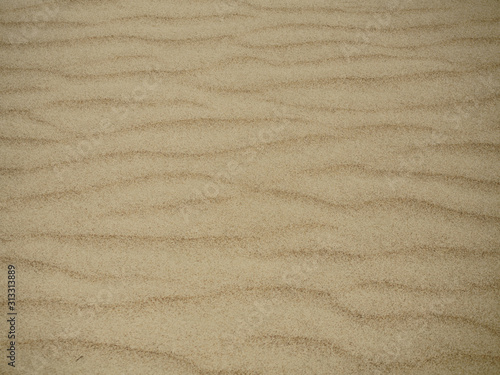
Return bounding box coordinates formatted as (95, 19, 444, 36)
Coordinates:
(0, 0, 499, 374)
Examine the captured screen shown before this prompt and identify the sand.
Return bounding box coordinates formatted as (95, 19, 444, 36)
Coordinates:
(0, 0, 499, 374)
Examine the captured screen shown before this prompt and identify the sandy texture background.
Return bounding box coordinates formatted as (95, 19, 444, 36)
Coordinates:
(0, 0, 499, 374)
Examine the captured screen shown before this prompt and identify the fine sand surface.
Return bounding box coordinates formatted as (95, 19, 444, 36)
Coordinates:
(0, 0, 499, 374)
